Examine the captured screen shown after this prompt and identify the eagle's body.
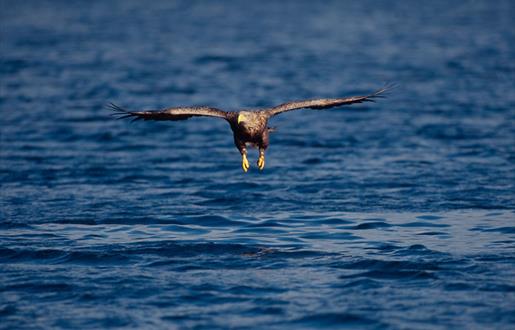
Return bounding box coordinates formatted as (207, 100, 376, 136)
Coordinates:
(110, 85, 391, 172)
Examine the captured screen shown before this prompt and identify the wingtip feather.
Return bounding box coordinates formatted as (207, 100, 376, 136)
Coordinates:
(106, 102, 130, 113)
(378, 82, 397, 94)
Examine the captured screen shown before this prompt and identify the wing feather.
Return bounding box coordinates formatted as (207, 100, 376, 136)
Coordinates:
(108, 103, 229, 122)
(263, 84, 393, 117)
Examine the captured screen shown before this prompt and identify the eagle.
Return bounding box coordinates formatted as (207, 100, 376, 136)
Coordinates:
(109, 85, 391, 172)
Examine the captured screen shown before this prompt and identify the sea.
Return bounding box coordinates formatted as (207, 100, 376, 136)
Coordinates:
(1, 0, 514, 329)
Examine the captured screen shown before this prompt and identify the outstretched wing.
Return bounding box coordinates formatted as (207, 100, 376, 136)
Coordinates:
(263, 85, 392, 117)
(108, 103, 229, 122)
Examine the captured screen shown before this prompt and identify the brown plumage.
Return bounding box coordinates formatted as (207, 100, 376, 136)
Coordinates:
(109, 85, 392, 172)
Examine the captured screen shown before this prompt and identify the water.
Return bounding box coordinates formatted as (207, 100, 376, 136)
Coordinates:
(1, 0, 514, 329)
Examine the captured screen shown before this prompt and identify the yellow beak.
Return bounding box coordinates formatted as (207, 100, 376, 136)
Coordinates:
(237, 113, 244, 124)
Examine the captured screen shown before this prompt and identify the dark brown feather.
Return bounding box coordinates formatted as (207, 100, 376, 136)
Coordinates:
(108, 103, 229, 122)
(263, 84, 394, 117)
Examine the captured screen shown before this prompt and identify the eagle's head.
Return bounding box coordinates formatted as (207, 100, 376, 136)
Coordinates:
(237, 112, 251, 125)
(237, 111, 263, 132)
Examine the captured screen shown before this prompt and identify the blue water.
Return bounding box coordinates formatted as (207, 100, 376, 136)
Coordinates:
(1, 0, 515, 329)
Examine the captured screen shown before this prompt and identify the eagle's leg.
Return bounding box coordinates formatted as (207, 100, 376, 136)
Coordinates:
(242, 151, 250, 172)
(234, 137, 250, 172)
(238, 146, 250, 172)
(257, 148, 265, 170)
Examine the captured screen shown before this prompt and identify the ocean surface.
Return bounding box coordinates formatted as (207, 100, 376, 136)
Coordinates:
(1, 0, 514, 329)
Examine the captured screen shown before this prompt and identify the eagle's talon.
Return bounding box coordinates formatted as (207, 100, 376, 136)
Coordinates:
(242, 154, 250, 172)
(257, 155, 265, 170)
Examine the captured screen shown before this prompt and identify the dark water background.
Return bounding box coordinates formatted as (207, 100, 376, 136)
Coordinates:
(1, 0, 514, 329)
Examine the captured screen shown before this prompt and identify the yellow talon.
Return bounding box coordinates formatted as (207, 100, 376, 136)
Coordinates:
(242, 154, 250, 172)
(257, 155, 265, 170)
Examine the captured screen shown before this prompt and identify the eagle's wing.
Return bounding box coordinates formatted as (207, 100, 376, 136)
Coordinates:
(263, 85, 391, 117)
(108, 103, 229, 122)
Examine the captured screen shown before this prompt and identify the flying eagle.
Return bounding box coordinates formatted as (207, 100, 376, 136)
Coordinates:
(109, 85, 391, 172)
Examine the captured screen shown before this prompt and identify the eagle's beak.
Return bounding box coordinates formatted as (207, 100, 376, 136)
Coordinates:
(237, 113, 244, 124)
